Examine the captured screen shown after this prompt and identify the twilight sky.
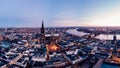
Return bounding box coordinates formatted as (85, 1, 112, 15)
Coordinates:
(0, 0, 120, 27)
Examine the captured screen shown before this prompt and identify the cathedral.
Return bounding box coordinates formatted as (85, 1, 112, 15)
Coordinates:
(28, 21, 60, 67)
(32, 21, 47, 63)
(40, 21, 45, 44)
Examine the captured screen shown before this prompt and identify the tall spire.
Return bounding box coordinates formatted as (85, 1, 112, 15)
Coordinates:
(42, 20, 44, 29)
(41, 20, 45, 45)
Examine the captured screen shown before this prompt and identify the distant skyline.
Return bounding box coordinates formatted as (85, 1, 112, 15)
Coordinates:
(0, 0, 120, 27)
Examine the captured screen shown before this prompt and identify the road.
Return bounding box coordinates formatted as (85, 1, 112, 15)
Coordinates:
(1, 53, 24, 68)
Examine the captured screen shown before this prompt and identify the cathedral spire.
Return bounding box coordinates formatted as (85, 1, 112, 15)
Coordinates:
(41, 20, 44, 29)
(41, 20, 45, 45)
(42, 20, 44, 29)
(41, 20, 45, 33)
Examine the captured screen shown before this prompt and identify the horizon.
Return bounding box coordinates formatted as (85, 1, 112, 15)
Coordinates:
(0, 0, 120, 27)
(1, 25, 120, 28)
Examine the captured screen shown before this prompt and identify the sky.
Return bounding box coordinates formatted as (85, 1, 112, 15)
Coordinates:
(0, 0, 120, 27)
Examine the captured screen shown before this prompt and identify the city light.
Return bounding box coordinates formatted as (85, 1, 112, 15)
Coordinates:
(47, 44, 59, 51)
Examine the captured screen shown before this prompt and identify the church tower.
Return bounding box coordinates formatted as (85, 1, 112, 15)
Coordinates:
(40, 21, 45, 46)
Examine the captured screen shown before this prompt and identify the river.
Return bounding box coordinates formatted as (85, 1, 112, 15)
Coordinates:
(96, 34, 120, 40)
(67, 29, 120, 40)
(66, 29, 89, 37)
